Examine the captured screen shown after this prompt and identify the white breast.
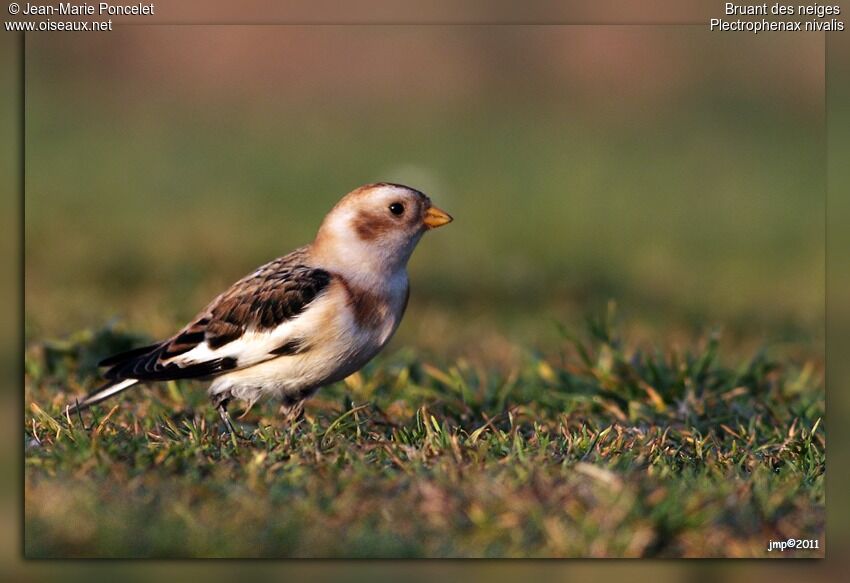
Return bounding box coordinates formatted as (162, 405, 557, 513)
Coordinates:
(208, 270, 409, 406)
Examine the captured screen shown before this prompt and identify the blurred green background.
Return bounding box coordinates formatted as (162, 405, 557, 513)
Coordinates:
(24, 26, 824, 359)
(15, 22, 834, 565)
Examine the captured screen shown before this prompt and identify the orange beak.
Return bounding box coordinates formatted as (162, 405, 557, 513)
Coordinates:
(423, 205, 453, 229)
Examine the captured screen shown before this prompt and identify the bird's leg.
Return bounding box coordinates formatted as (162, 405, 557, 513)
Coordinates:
(279, 399, 306, 427)
(212, 392, 246, 441)
(217, 402, 239, 436)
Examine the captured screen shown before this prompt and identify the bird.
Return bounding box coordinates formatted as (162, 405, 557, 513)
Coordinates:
(66, 182, 452, 433)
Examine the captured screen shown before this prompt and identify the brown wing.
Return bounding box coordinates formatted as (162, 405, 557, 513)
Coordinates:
(100, 249, 332, 382)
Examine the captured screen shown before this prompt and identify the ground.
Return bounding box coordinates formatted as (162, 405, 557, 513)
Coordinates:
(24, 310, 824, 558)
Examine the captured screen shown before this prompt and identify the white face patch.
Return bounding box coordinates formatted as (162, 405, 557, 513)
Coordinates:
(312, 185, 428, 284)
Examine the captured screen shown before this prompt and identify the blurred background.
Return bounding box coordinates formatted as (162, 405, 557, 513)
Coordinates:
(23, 26, 825, 366)
(24, 26, 824, 364)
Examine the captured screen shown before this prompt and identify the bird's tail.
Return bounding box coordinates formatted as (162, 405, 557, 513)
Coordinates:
(66, 378, 139, 415)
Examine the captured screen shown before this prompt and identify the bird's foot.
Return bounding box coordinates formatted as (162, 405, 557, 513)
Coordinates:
(215, 400, 250, 442)
(279, 400, 306, 427)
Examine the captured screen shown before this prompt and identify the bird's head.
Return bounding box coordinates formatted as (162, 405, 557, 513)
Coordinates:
(313, 182, 452, 276)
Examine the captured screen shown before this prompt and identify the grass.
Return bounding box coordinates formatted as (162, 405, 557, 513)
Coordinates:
(21, 41, 825, 557)
(24, 307, 824, 558)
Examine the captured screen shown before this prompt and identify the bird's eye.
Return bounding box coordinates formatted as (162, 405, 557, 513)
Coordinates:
(389, 202, 405, 216)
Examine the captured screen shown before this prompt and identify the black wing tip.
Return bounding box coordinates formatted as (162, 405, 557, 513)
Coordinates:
(98, 342, 162, 368)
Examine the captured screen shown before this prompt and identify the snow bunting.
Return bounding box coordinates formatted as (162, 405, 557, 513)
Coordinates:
(68, 183, 452, 431)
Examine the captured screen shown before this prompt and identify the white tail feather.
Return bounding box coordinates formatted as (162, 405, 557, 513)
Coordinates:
(68, 378, 139, 414)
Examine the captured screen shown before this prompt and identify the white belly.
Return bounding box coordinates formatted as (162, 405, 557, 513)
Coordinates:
(208, 274, 407, 406)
